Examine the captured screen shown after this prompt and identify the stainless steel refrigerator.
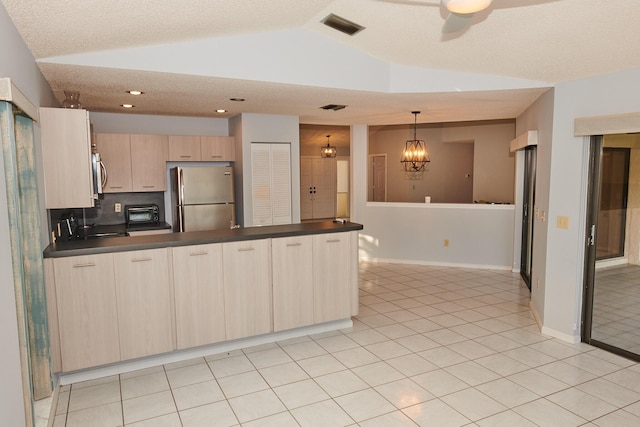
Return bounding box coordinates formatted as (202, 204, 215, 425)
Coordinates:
(171, 166, 235, 232)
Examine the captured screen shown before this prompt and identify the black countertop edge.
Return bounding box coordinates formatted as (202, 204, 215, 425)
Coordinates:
(43, 220, 364, 258)
(126, 222, 172, 232)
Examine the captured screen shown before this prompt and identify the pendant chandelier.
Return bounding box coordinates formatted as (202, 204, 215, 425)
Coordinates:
(401, 111, 430, 172)
(321, 134, 337, 158)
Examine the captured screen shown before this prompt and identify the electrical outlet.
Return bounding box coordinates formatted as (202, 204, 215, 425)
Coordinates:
(444, 239, 449, 247)
(115, 203, 121, 213)
(540, 210, 546, 222)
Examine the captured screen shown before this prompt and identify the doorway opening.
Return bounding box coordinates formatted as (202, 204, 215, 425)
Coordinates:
(520, 146, 536, 289)
(369, 154, 387, 202)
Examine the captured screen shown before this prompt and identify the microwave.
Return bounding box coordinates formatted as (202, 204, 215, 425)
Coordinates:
(125, 204, 160, 226)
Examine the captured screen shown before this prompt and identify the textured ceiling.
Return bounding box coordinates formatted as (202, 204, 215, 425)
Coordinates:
(3, 0, 639, 125)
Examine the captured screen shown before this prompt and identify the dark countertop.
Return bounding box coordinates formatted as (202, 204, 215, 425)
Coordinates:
(127, 222, 173, 232)
(44, 220, 363, 258)
(68, 222, 172, 239)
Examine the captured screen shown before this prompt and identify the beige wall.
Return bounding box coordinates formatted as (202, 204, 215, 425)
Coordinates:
(369, 120, 515, 203)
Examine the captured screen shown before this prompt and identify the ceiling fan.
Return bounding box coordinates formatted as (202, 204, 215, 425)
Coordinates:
(383, 0, 559, 34)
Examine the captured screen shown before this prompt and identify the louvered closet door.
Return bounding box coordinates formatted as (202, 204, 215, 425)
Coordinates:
(251, 143, 292, 226)
(271, 144, 292, 224)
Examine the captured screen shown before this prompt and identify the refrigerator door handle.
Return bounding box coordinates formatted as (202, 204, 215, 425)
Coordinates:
(179, 168, 185, 205)
(178, 205, 185, 232)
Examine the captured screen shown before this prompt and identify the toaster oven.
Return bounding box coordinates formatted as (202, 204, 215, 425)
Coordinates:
(125, 204, 160, 226)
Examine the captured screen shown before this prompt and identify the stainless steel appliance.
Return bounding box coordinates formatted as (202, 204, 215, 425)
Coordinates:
(91, 145, 106, 199)
(171, 166, 235, 232)
(125, 204, 160, 226)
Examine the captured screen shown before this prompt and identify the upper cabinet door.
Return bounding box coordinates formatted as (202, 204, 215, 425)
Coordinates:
(40, 108, 94, 208)
(201, 136, 235, 162)
(168, 135, 201, 161)
(130, 134, 168, 192)
(95, 133, 132, 193)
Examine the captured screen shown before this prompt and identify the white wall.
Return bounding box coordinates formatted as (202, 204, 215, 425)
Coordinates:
(90, 112, 229, 135)
(352, 125, 515, 269)
(540, 67, 640, 341)
(515, 89, 555, 328)
(236, 113, 301, 226)
(518, 67, 640, 342)
(0, 2, 57, 425)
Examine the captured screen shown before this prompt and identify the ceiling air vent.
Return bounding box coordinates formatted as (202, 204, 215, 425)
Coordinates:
(320, 104, 347, 111)
(321, 14, 365, 36)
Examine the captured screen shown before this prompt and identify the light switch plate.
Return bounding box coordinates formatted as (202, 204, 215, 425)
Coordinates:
(557, 216, 569, 229)
(115, 203, 121, 213)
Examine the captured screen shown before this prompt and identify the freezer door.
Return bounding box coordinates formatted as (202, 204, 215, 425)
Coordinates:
(179, 166, 234, 205)
(180, 204, 235, 232)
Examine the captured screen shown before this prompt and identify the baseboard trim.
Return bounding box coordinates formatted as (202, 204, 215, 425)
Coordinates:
(57, 319, 352, 386)
(529, 300, 543, 331)
(360, 257, 512, 271)
(540, 326, 580, 344)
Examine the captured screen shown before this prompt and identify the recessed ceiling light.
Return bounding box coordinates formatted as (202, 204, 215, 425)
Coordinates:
(121, 104, 134, 108)
(127, 90, 144, 95)
(216, 109, 227, 113)
(230, 98, 245, 102)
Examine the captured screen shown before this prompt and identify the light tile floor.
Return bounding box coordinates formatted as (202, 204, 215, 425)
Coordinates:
(52, 262, 640, 426)
(592, 264, 640, 355)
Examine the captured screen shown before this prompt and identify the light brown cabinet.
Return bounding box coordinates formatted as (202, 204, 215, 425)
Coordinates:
(95, 133, 168, 192)
(313, 232, 353, 323)
(53, 253, 120, 371)
(46, 228, 358, 372)
(272, 236, 314, 331)
(130, 134, 168, 191)
(95, 133, 132, 192)
(223, 239, 272, 340)
(272, 232, 355, 330)
(40, 107, 94, 208)
(168, 135, 201, 161)
(169, 135, 235, 162)
(172, 244, 226, 349)
(114, 248, 173, 360)
(201, 136, 235, 161)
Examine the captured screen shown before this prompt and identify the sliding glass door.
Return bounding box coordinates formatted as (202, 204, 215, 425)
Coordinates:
(520, 146, 536, 289)
(583, 136, 640, 360)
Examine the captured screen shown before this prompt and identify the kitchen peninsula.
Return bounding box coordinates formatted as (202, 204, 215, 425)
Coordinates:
(43, 220, 362, 381)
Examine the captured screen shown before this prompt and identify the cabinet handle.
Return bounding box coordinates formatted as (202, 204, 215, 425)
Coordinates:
(326, 239, 341, 243)
(142, 185, 155, 189)
(180, 155, 192, 158)
(237, 247, 254, 252)
(131, 257, 152, 262)
(210, 155, 222, 158)
(286, 243, 302, 247)
(189, 251, 208, 256)
(110, 186, 123, 189)
(73, 262, 95, 268)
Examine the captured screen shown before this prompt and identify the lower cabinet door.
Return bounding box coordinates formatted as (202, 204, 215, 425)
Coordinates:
(172, 244, 225, 348)
(313, 232, 352, 323)
(54, 253, 120, 371)
(272, 236, 314, 331)
(223, 239, 272, 340)
(114, 248, 173, 360)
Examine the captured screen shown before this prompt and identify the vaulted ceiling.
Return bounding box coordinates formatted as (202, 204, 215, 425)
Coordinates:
(3, 0, 639, 125)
